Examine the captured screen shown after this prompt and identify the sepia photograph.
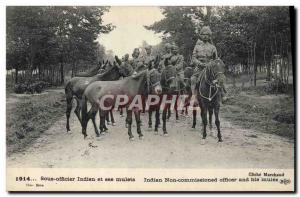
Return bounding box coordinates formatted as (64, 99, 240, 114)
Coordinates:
(5, 5, 295, 192)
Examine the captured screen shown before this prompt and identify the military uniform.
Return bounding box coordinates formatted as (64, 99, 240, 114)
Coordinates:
(120, 55, 134, 77)
(158, 43, 173, 72)
(170, 44, 185, 90)
(130, 48, 146, 73)
(191, 26, 227, 102)
(144, 45, 156, 70)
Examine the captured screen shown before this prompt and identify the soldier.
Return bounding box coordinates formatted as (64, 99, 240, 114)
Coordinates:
(158, 43, 173, 72)
(130, 48, 145, 73)
(120, 53, 134, 77)
(190, 26, 226, 103)
(170, 44, 184, 76)
(144, 45, 155, 70)
(170, 44, 185, 87)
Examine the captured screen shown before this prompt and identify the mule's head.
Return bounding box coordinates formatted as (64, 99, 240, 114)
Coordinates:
(148, 69, 162, 95)
(209, 58, 226, 87)
(162, 65, 178, 92)
(183, 66, 193, 94)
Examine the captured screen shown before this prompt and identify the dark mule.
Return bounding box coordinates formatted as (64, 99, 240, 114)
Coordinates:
(65, 60, 125, 132)
(182, 66, 199, 128)
(196, 58, 226, 142)
(160, 65, 181, 136)
(81, 69, 162, 139)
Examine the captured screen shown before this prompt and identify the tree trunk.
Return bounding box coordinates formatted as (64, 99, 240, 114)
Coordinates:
(253, 42, 257, 86)
(15, 67, 18, 84)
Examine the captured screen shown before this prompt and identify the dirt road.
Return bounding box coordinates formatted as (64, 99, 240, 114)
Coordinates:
(7, 108, 294, 168)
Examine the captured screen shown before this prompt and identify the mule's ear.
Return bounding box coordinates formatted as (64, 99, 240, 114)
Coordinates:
(115, 56, 122, 66)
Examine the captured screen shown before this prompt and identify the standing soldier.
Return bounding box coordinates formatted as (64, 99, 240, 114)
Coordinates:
(144, 45, 156, 70)
(190, 26, 226, 103)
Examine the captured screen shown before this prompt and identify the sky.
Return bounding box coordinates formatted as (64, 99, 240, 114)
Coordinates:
(98, 6, 165, 57)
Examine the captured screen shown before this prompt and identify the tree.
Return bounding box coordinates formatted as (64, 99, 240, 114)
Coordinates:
(6, 6, 114, 85)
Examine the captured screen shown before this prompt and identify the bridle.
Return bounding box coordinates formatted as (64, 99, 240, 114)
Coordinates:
(146, 69, 161, 94)
(198, 64, 224, 101)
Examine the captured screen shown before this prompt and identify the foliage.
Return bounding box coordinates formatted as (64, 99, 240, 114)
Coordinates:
(6, 6, 114, 84)
(14, 81, 50, 94)
(147, 6, 292, 80)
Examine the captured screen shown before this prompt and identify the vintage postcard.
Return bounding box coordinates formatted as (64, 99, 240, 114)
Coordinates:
(6, 6, 295, 192)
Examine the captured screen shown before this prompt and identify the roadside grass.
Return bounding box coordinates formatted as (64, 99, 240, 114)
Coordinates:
(6, 90, 66, 156)
(221, 86, 295, 139)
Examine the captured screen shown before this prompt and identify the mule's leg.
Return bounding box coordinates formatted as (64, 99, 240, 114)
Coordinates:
(192, 109, 197, 128)
(154, 108, 160, 133)
(66, 97, 72, 132)
(185, 106, 188, 116)
(148, 109, 153, 128)
(74, 98, 82, 124)
(99, 110, 107, 135)
(90, 108, 100, 137)
(175, 100, 179, 120)
(134, 109, 143, 139)
(103, 110, 109, 131)
(208, 108, 213, 130)
(106, 111, 110, 125)
(167, 105, 171, 120)
(81, 97, 89, 138)
(214, 106, 222, 142)
(110, 110, 116, 126)
(126, 109, 134, 140)
(120, 107, 123, 117)
(162, 104, 168, 136)
(200, 104, 207, 139)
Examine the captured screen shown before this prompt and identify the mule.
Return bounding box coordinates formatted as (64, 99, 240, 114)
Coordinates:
(81, 69, 162, 140)
(65, 58, 125, 132)
(160, 65, 181, 136)
(196, 58, 226, 142)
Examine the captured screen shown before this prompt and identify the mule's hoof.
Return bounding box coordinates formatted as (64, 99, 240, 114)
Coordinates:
(112, 122, 116, 126)
(83, 135, 88, 139)
(148, 125, 152, 129)
(96, 134, 100, 137)
(107, 122, 111, 125)
(192, 125, 195, 129)
(129, 137, 135, 141)
(202, 136, 206, 139)
(163, 133, 169, 137)
(139, 136, 144, 140)
(100, 132, 106, 136)
(154, 131, 158, 135)
(218, 139, 223, 142)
